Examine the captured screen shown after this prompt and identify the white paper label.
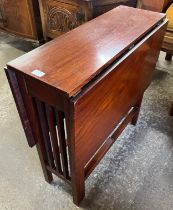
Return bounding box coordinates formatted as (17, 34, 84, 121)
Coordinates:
(31, 70, 45, 77)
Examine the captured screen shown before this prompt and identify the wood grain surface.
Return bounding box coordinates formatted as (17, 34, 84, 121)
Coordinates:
(7, 6, 165, 97)
(72, 21, 167, 166)
(5, 6, 168, 205)
(0, 0, 42, 40)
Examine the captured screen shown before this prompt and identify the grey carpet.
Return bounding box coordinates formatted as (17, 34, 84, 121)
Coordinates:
(0, 31, 173, 210)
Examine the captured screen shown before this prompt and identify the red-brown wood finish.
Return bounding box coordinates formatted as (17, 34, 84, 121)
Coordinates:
(140, 0, 172, 12)
(73, 26, 166, 166)
(70, 22, 167, 203)
(7, 6, 165, 97)
(5, 6, 167, 206)
(0, 0, 43, 42)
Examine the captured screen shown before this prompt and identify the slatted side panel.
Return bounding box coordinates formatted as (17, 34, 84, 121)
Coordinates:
(34, 98, 71, 182)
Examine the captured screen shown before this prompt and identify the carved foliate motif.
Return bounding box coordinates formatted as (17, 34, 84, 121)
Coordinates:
(47, 6, 79, 32)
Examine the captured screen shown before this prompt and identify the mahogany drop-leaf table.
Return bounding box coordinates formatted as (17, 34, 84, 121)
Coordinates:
(5, 6, 167, 205)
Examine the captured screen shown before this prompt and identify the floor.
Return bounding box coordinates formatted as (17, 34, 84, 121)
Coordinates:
(0, 31, 173, 210)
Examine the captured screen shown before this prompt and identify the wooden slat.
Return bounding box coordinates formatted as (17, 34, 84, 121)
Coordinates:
(6, 70, 53, 182)
(47, 165, 71, 184)
(45, 105, 62, 174)
(35, 99, 55, 168)
(56, 110, 70, 179)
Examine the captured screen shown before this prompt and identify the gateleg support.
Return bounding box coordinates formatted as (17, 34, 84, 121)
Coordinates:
(131, 95, 143, 126)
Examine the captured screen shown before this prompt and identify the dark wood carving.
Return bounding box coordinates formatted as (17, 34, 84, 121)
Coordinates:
(47, 6, 79, 32)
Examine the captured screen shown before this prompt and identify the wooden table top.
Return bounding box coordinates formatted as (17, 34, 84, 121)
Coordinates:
(7, 6, 165, 97)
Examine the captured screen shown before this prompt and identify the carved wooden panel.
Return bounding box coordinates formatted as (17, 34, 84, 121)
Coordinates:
(47, 6, 79, 33)
(40, 0, 84, 39)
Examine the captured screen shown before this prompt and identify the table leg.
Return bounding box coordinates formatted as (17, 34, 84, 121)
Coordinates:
(71, 164, 85, 206)
(36, 144, 53, 183)
(131, 96, 143, 126)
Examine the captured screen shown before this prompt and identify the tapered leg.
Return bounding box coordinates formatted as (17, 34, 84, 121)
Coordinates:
(71, 165, 85, 206)
(131, 96, 143, 126)
(36, 144, 53, 183)
(64, 102, 86, 206)
(165, 53, 173, 61)
(170, 104, 173, 116)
